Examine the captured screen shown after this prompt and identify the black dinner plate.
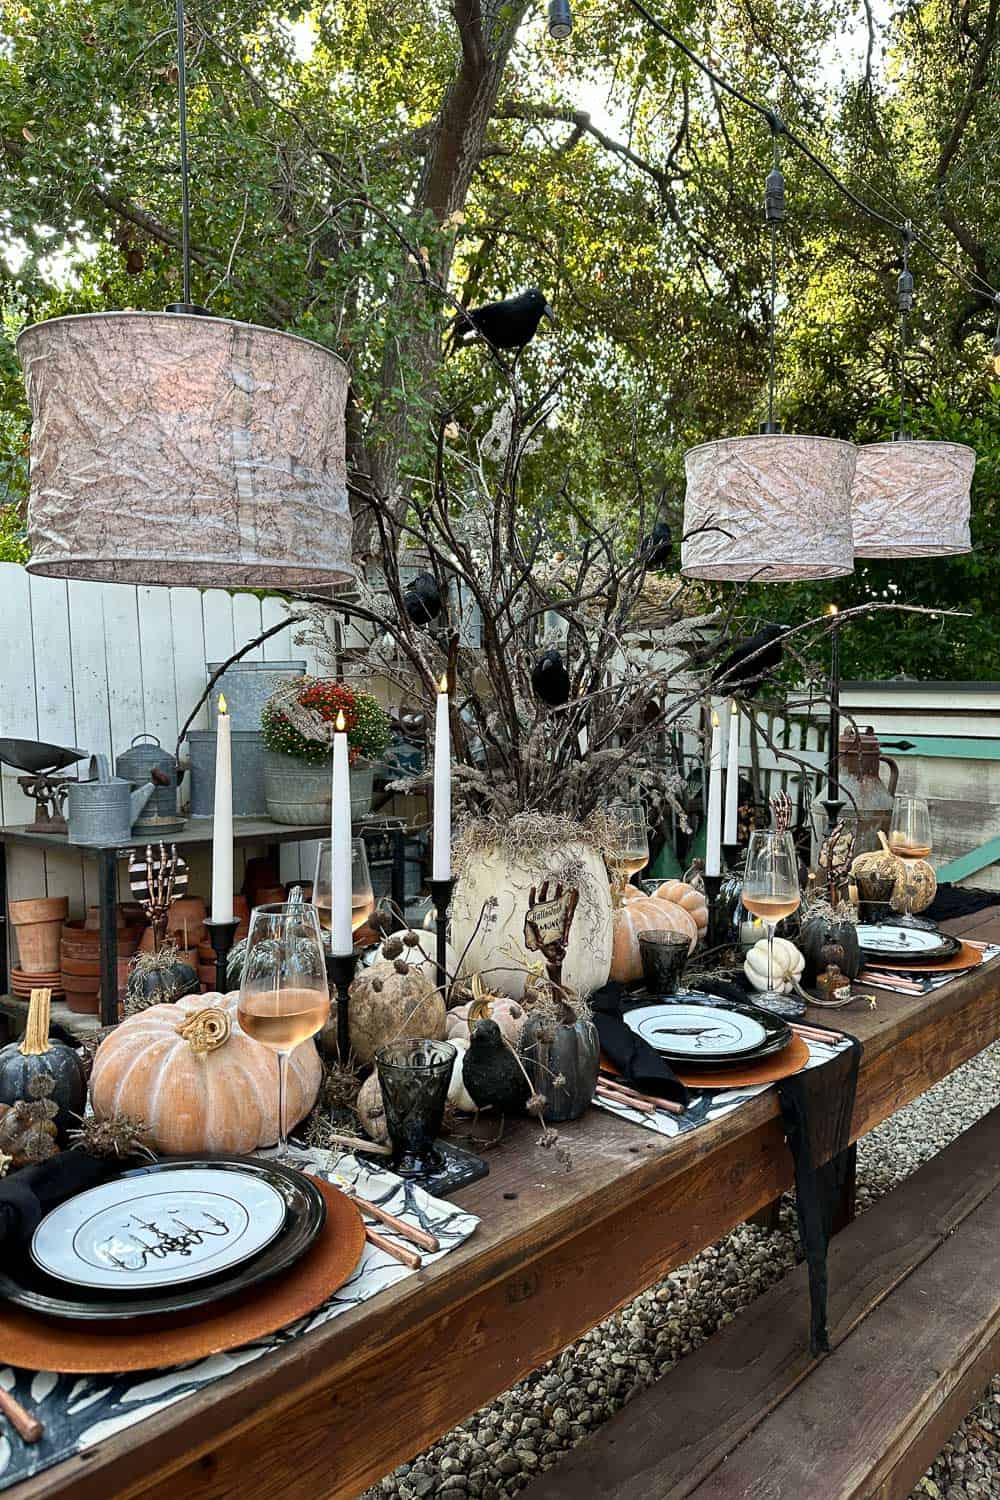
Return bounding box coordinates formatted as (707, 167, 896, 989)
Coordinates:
(622, 990, 792, 1066)
(0, 1156, 326, 1322)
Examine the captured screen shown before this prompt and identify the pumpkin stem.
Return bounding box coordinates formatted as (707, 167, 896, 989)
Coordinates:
(19, 988, 52, 1057)
(177, 1007, 232, 1056)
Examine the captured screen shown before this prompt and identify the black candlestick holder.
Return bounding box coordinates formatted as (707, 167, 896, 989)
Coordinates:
(428, 876, 455, 998)
(702, 871, 725, 949)
(204, 918, 240, 993)
(326, 949, 360, 1065)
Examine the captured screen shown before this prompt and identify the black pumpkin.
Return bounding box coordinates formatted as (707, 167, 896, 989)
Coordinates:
(520, 1009, 599, 1123)
(125, 950, 200, 1014)
(798, 915, 862, 983)
(0, 988, 86, 1143)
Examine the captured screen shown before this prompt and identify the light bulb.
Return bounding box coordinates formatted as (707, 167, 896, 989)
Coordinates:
(548, 0, 572, 39)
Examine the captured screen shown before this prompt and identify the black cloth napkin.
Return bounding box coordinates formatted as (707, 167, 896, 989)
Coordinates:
(589, 982, 690, 1107)
(696, 974, 862, 1354)
(924, 883, 1000, 923)
(0, 1152, 113, 1255)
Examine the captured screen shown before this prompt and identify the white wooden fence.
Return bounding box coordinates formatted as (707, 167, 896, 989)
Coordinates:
(0, 562, 325, 921)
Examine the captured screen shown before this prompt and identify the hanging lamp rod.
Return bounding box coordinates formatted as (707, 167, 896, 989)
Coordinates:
(548, 0, 1000, 311)
(165, 0, 209, 315)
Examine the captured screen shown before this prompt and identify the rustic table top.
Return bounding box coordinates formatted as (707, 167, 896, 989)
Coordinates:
(13, 907, 1000, 1500)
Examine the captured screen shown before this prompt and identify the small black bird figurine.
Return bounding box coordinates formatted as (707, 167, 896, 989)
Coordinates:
(462, 1018, 530, 1114)
(403, 571, 443, 627)
(712, 623, 785, 697)
(641, 521, 673, 569)
(448, 288, 555, 352)
(531, 648, 571, 708)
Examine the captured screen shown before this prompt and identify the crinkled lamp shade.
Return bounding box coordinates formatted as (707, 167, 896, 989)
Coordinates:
(17, 312, 354, 589)
(681, 434, 857, 582)
(851, 440, 975, 558)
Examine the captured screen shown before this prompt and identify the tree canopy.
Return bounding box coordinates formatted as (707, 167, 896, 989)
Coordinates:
(1, 0, 997, 676)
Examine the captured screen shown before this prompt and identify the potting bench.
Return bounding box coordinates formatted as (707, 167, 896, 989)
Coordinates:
(9, 907, 1000, 1500)
(0, 818, 413, 1027)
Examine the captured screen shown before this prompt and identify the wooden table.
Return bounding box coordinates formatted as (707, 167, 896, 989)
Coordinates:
(15, 909, 1000, 1500)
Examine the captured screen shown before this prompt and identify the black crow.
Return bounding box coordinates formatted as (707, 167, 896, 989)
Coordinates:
(531, 648, 571, 707)
(449, 288, 555, 352)
(403, 571, 443, 627)
(462, 1019, 530, 1113)
(712, 623, 786, 697)
(641, 521, 673, 569)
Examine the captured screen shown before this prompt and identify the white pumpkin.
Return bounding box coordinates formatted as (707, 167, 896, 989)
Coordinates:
(744, 937, 805, 994)
(89, 991, 322, 1154)
(653, 879, 709, 934)
(451, 838, 614, 1001)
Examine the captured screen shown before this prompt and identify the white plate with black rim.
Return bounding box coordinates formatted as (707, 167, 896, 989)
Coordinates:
(856, 924, 958, 962)
(31, 1166, 288, 1291)
(623, 1002, 772, 1061)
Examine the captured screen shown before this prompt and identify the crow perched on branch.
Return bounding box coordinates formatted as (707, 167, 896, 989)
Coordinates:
(447, 288, 555, 352)
(403, 571, 444, 627)
(531, 648, 571, 707)
(640, 521, 673, 569)
(712, 623, 786, 697)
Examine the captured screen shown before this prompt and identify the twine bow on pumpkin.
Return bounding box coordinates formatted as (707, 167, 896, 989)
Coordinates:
(177, 1007, 232, 1056)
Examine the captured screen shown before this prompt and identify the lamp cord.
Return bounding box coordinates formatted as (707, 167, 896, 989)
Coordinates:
(763, 128, 786, 433)
(175, 0, 192, 306)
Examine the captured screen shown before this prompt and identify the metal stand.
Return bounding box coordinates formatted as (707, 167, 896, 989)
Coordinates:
(326, 950, 359, 1065)
(205, 918, 239, 993)
(428, 877, 455, 998)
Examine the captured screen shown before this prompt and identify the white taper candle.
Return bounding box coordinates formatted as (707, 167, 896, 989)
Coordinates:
(432, 674, 452, 881)
(723, 699, 740, 845)
(331, 709, 353, 954)
(706, 707, 723, 877)
(210, 694, 233, 922)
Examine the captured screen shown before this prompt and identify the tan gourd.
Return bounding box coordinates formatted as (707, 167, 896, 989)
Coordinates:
(347, 960, 447, 1066)
(653, 879, 709, 934)
(610, 892, 698, 983)
(857, 832, 937, 915)
(446, 973, 527, 1046)
(89, 991, 321, 1154)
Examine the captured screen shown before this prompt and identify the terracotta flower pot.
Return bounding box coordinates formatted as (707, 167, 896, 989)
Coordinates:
(9, 896, 68, 973)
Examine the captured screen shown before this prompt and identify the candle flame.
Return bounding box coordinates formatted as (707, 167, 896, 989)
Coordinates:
(826, 603, 839, 616)
(711, 710, 719, 728)
(217, 693, 228, 715)
(335, 709, 347, 732)
(438, 673, 448, 693)
(730, 700, 738, 715)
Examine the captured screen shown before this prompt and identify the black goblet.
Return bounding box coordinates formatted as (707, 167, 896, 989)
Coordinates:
(375, 1039, 456, 1178)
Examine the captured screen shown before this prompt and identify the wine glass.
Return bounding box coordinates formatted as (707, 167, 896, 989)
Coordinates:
(313, 837, 375, 944)
(888, 794, 932, 930)
(741, 829, 802, 1018)
(237, 902, 329, 1158)
(609, 800, 649, 887)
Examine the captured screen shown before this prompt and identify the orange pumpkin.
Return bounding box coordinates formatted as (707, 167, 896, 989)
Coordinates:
(654, 879, 709, 935)
(90, 991, 322, 1154)
(611, 893, 698, 983)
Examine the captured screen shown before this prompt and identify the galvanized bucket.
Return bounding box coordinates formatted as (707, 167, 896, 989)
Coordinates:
(263, 752, 374, 825)
(207, 660, 306, 729)
(115, 734, 184, 833)
(188, 730, 269, 817)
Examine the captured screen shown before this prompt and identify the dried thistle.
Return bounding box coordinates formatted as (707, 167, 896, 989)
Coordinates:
(70, 1113, 154, 1160)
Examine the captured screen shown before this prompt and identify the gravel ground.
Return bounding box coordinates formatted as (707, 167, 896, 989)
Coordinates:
(365, 1041, 1000, 1500)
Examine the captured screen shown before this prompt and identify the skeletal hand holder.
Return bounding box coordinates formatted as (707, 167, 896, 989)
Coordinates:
(325, 949, 360, 1064)
(204, 918, 239, 993)
(428, 878, 455, 999)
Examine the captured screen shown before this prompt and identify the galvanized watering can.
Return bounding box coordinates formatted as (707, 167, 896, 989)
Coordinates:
(67, 754, 165, 846)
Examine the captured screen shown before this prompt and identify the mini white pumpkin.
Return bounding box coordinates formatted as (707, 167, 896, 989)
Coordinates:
(744, 937, 805, 994)
(447, 1038, 477, 1112)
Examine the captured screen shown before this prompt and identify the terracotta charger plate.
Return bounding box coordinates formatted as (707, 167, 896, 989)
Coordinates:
(673, 1031, 810, 1089)
(0, 1178, 365, 1375)
(872, 939, 984, 975)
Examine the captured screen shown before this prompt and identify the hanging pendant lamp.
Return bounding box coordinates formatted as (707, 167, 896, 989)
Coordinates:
(851, 246, 974, 558)
(18, 0, 353, 591)
(682, 133, 856, 583)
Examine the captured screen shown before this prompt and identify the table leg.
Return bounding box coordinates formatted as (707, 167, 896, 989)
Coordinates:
(750, 1198, 783, 1232)
(98, 849, 119, 1027)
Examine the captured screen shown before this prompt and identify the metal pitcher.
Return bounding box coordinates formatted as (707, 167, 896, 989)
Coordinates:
(115, 734, 185, 834)
(67, 754, 162, 846)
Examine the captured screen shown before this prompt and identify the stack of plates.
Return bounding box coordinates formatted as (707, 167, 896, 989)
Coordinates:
(623, 996, 791, 1067)
(0, 1157, 326, 1321)
(856, 924, 959, 965)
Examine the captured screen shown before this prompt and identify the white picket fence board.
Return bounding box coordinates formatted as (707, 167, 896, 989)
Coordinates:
(0, 564, 316, 960)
